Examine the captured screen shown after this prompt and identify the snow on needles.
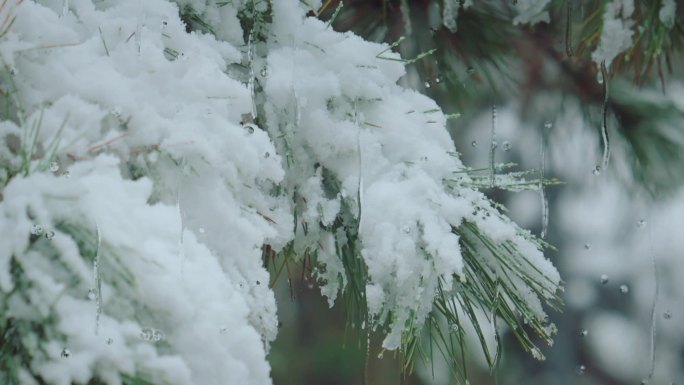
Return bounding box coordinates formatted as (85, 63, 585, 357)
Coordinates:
(592, 1, 635, 68)
(0, 0, 561, 383)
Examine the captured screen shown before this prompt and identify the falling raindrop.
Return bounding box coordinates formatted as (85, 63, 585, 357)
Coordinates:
(584, 243, 591, 250)
(45, 231, 55, 240)
(30, 225, 44, 236)
(140, 328, 153, 341)
(579, 329, 588, 337)
(663, 310, 672, 319)
(600, 274, 609, 285)
(49, 162, 60, 172)
(402, 224, 411, 234)
(637, 219, 646, 228)
(152, 329, 164, 342)
(619, 284, 629, 294)
(471, 140, 478, 148)
(60, 348, 71, 358)
(502, 141, 511, 152)
(87, 289, 96, 301)
(576, 364, 586, 375)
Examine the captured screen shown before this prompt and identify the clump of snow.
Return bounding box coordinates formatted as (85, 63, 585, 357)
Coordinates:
(0, 0, 562, 381)
(442, 0, 472, 32)
(592, 1, 634, 68)
(659, 0, 676, 28)
(512, 0, 552, 25)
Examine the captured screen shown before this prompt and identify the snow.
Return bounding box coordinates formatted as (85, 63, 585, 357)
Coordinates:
(659, 0, 676, 28)
(0, 0, 561, 382)
(512, 0, 552, 25)
(592, 1, 634, 68)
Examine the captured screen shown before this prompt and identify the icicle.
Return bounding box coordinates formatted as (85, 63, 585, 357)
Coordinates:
(489, 104, 497, 188)
(539, 132, 548, 239)
(565, 0, 573, 57)
(354, 104, 364, 232)
(600, 61, 611, 170)
(247, 29, 258, 122)
(645, 211, 658, 383)
(135, 0, 142, 56)
(93, 224, 102, 335)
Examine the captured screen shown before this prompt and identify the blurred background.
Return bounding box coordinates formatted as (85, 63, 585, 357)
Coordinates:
(269, 1, 684, 384)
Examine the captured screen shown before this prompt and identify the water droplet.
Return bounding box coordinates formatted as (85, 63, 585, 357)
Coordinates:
(264, 152, 270, 158)
(152, 329, 164, 342)
(544, 121, 553, 129)
(466, 66, 475, 75)
(30, 224, 44, 236)
(600, 274, 609, 285)
(110, 107, 122, 118)
(401, 224, 411, 234)
(161, 20, 168, 28)
(87, 289, 96, 301)
(9, 66, 17, 75)
(198, 227, 205, 234)
(435, 76, 442, 84)
(471, 140, 478, 148)
(663, 310, 672, 319)
(140, 328, 153, 341)
(449, 323, 459, 332)
(62, 171, 71, 178)
(106, 338, 113, 345)
(584, 243, 591, 250)
(220, 327, 228, 334)
(576, 364, 586, 375)
(637, 219, 646, 228)
(49, 162, 60, 172)
(491, 140, 498, 150)
(260, 67, 268, 77)
(60, 348, 71, 358)
(593, 165, 601, 175)
(502, 141, 512, 152)
(619, 284, 629, 294)
(45, 231, 55, 240)
(420, 156, 428, 162)
(579, 329, 588, 337)
(424, 81, 431, 89)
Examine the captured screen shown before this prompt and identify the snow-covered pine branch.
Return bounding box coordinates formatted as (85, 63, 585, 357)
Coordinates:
(0, 0, 561, 384)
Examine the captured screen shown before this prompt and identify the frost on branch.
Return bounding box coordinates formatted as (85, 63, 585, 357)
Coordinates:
(0, 0, 561, 383)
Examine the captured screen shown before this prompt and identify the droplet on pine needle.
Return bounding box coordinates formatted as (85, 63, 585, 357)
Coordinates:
(45, 231, 55, 240)
(471, 140, 478, 148)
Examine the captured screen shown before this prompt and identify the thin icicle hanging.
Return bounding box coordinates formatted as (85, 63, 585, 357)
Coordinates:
(539, 125, 549, 239)
(93, 224, 102, 335)
(247, 29, 258, 122)
(600, 61, 611, 170)
(645, 211, 658, 383)
(565, 0, 573, 57)
(489, 104, 497, 188)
